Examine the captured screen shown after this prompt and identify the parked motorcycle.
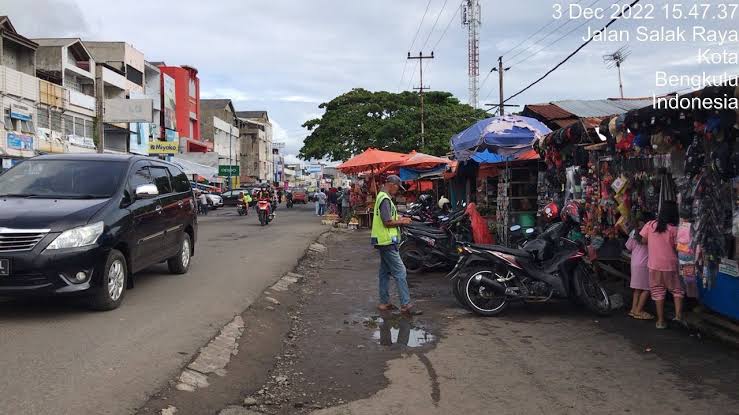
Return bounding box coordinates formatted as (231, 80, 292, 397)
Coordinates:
(257, 200, 273, 226)
(448, 202, 612, 317)
(400, 206, 472, 274)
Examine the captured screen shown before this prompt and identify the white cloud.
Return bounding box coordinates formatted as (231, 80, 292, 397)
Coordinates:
(279, 95, 324, 104)
(201, 88, 253, 102)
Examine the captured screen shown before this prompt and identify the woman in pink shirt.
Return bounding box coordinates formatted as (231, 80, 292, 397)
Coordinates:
(639, 201, 683, 329)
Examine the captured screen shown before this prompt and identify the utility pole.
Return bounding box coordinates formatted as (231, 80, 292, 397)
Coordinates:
(95, 65, 105, 153)
(462, 0, 481, 108)
(491, 56, 511, 116)
(407, 51, 434, 148)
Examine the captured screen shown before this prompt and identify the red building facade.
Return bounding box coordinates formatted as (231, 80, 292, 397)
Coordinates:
(158, 64, 209, 152)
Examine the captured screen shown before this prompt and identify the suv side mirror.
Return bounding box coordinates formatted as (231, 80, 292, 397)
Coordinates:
(510, 225, 521, 232)
(135, 184, 159, 199)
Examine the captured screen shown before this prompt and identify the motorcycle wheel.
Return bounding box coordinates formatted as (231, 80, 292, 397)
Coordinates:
(399, 241, 425, 274)
(259, 211, 266, 226)
(574, 263, 612, 316)
(451, 277, 469, 309)
(461, 267, 508, 316)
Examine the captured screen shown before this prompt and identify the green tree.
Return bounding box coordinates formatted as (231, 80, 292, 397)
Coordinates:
(298, 88, 488, 161)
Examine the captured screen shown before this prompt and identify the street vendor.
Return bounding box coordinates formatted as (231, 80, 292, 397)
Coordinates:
(372, 175, 419, 315)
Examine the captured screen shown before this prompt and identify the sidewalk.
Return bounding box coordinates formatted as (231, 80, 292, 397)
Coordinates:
(143, 229, 739, 415)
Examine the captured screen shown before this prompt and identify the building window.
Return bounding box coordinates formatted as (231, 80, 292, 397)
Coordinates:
(189, 79, 196, 98)
(84, 119, 93, 138)
(50, 110, 62, 132)
(190, 120, 196, 139)
(64, 114, 74, 136)
(74, 117, 85, 137)
(126, 65, 143, 86)
(37, 107, 50, 129)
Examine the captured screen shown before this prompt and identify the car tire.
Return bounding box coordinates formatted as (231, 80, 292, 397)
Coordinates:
(88, 249, 127, 311)
(168, 233, 192, 274)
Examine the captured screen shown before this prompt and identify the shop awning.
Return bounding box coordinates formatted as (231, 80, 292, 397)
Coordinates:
(399, 164, 448, 181)
(451, 115, 551, 161)
(337, 148, 409, 174)
(171, 157, 218, 181)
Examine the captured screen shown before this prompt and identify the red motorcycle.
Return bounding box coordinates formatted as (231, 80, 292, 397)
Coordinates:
(257, 199, 273, 226)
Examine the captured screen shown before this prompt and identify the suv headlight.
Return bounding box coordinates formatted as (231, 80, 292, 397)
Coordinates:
(47, 221, 105, 250)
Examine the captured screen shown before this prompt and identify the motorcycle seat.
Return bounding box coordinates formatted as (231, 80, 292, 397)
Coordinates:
(470, 244, 533, 258)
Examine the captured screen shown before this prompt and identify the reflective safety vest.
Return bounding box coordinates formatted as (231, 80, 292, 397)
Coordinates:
(371, 191, 400, 246)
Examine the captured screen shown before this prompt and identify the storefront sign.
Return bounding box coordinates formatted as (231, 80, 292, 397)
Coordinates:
(9, 104, 32, 121)
(163, 74, 177, 131)
(7, 132, 33, 150)
(307, 164, 322, 174)
(149, 128, 179, 154)
(718, 258, 739, 278)
(129, 123, 150, 155)
(104, 98, 154, 123)
(68, 135, 96, 149)
(218, 165, 240, 176)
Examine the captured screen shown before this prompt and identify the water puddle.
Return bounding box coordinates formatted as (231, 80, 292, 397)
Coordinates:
(368, 316, 436, 348)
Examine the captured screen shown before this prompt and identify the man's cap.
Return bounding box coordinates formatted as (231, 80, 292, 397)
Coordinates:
(386, 175, 406, 191)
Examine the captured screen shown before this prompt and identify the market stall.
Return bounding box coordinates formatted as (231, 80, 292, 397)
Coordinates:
(535, 85, 739, 320)
(451, 115, 551, 244)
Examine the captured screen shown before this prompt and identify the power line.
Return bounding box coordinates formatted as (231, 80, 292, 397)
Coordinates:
(421, 0, 450, 51)
(500, 0, 584, 58)
(432, 0, 463, 51)
(398, 0, 434, 91)
(489, 0, 642, 114)
(508, 0, 614, 68)
(506, 0, 602, 63)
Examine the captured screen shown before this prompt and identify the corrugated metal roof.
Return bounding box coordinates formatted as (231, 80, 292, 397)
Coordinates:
(552, 98, 653, 118)
(525, 103, 574, 121)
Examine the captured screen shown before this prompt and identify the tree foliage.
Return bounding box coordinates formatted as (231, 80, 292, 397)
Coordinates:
(298, 88, 488, 161)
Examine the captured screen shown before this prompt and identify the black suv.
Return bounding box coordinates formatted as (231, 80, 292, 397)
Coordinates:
(0, 154, 197, 310)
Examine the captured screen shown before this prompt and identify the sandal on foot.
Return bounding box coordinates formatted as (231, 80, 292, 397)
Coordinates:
(377, 304, 397, 311)
(400, 305, 423, 316)
(633, 311, 654, 320)
(656, 321, 668, 329)
(672, 317, 688, 328)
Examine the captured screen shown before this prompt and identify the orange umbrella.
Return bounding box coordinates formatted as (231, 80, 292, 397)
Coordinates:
(337, 148, 409, 174)
(399, 151, 452, 170)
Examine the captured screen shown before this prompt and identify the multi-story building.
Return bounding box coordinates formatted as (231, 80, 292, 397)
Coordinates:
(200, 99, 242, 189)
(236, 110, 272, 183)
(0, 16, 39, 169)
(83, 41, 146, 153)
(157, 64, 205, 153)
(34, 37, 97, 153)
(128, 61, 162, 155)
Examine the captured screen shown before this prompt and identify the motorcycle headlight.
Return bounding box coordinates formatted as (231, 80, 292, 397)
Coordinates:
(47, 221, 105, 250)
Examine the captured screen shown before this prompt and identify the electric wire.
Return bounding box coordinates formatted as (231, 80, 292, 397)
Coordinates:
(398, 0, 434, 92)
(487, 0, 642, 114)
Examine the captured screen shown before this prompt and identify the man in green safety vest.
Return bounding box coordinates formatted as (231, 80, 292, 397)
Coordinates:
(371, 175, 419, 315)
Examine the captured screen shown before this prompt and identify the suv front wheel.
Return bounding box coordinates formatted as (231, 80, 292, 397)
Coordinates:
(89, 249, 127, 311)
(168, 233, 192, 274)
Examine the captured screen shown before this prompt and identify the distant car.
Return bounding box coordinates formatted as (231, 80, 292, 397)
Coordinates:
(221, 190, 256, 207)
(205, 193, 223, 208)
(0, 154, 197, 310)
(291, 189, 307, 204)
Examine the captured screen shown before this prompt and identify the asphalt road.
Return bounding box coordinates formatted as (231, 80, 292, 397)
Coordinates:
(0, 203, 325, 415)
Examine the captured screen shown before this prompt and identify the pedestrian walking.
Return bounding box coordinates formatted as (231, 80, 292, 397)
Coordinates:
(639, 201, 683, 329)
(340, 186, 351, 223)
(314, 189, 321, 216)
(317, 189, 327, 216)
(198, 191, 209, 216)
(328, 187, 338, 215)
(626, 215, 653, 320)
(372, 175, 419, 315)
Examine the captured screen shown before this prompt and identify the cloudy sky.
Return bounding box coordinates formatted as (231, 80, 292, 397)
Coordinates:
(3, 0, 733, 162)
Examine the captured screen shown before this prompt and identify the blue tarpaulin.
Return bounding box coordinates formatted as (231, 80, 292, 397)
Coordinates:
(399, 164, 447, 181)
(451, 115, 551, 161)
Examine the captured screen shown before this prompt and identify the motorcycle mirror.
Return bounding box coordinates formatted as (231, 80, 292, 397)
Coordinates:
(510, 225, 521, 232)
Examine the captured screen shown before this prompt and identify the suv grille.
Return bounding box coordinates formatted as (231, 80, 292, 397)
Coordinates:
(0, 228, 50, 252)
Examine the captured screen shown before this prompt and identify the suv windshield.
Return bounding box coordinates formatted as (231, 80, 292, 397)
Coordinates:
(0, 160, 128, 199)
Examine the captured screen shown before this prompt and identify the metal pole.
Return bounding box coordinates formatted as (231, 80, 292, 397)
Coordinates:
(419, 54, 425, 148)
(95, 66, 104, 153)
(228, 133, 232, 191)
(498, 56, 505, 116)
(617, 61, 624, 99)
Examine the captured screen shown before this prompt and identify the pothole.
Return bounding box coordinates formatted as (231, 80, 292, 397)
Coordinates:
(369, 316, 436, 347)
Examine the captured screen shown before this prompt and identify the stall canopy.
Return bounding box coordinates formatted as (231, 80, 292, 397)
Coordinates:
(399, 151, 452, 169)
(471, 148, 539, 164)
(337, 148, 409, 174)
(452, 115, 551, 161)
